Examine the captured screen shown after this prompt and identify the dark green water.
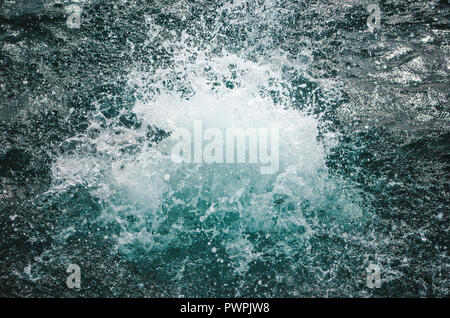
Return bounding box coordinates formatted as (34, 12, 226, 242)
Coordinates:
(0, 0, 448, 297)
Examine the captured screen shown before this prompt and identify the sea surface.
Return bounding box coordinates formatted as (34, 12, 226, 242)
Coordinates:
(0, 0, 448, 297)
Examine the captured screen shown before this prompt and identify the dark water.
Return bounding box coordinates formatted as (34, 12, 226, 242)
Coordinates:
(0, 0, 448, 297)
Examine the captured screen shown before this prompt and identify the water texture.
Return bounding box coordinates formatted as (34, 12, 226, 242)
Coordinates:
(0, 0, 448, 297)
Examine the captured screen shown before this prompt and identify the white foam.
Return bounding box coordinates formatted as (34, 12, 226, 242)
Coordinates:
(50, 50, 363, 264)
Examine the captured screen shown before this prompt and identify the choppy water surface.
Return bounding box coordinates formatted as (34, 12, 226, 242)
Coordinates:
(0, 0, 448, 297)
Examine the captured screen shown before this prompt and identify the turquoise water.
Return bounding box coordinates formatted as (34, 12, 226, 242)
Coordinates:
(0, 0, 448, 297)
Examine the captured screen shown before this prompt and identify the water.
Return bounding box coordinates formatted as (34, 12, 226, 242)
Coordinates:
(0, 0, 448, 297)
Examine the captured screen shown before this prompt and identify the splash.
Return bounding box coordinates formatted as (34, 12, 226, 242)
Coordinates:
(47, 50, 367, 296)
